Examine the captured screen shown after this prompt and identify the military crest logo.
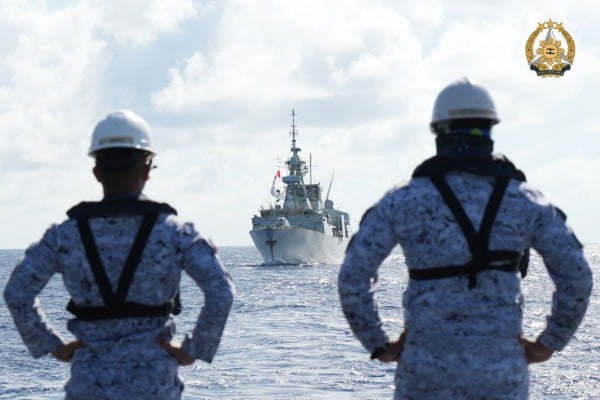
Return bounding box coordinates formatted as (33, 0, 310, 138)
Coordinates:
(525, 19, 575, 77)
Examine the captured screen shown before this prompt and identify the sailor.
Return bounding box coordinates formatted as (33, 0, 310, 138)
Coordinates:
(4, 110, 235, 399)
(338, 78, 593, 399)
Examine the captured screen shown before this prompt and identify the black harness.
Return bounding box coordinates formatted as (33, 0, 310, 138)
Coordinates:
(410, 154, 529, 288)
(66, 198, 182, 320)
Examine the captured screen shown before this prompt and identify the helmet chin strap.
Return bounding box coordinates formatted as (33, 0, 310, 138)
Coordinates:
(435, 134, 494, 157)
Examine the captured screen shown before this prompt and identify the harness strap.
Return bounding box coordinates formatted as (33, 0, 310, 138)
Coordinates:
(76, 218, 115, 306)
(479, 177, 510, 250)
(114, 213, 159, 303)
(66, 300, 176, 320)
(430, 176, 479, 257)
(409, 251, 521, 280)
(427, 176, 510, 288)
(68, 212, 178, 320)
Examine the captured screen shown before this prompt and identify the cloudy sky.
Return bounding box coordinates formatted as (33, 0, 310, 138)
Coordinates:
(1, 0, 598, 249)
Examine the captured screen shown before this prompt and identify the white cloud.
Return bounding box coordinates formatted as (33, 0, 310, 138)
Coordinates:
(93, 0, 198, 47)
(0, 2, 106, 167)
(152, 0, 422, 113)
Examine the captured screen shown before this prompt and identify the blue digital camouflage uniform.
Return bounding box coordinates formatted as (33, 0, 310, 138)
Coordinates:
(338, 170, 593, 400)
(4, 204, 234, 400)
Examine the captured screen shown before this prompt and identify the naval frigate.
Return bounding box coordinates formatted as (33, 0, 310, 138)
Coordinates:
(249, 111, 351, 265)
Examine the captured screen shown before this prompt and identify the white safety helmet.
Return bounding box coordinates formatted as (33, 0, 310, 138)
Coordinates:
(430, 78, 499, 131)
(88, 110, 155, 156)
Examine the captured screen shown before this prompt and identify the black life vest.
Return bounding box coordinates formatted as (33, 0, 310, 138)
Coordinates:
(410, 154, 529, 288)
(66, 198, 182, 320)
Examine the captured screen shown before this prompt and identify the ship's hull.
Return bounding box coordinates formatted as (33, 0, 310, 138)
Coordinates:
(249, 226, 349, 265)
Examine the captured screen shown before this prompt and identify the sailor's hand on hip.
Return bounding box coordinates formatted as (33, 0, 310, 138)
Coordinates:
(156, 338, 195, 366)
(52, 340, 84, 362)
(378, 330, 408, 363)
(519, 336, 554, 364)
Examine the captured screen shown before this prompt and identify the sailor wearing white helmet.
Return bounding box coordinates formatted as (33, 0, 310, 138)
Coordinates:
(4, 110, 235, 399)
(338, 78, 592, 399)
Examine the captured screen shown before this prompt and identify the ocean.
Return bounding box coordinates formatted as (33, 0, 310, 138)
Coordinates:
(1, 245, 598, 399)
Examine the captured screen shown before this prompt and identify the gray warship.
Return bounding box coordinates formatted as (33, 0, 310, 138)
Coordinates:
(249, 111, 351, 265)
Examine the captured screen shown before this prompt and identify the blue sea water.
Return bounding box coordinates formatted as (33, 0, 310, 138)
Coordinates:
(1, 245, 598, 400)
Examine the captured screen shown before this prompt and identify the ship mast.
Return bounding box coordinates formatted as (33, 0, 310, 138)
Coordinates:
(283, 110, 312, 210)
(289, 110, 302, 177)
(291, 110, 297, 149)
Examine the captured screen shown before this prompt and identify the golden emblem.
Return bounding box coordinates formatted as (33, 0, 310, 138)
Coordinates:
(525, 19, 575, 77)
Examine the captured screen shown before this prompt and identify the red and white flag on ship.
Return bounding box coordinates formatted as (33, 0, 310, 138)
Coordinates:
(270, 169, 282, 198)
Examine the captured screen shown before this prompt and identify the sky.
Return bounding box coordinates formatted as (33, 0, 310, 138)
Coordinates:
(0, 0, 599, 249)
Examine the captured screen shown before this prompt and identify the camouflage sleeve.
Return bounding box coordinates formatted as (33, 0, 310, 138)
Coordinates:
(529, 192, 593, 351)
(178, 223, 235, 363)
(3, 226, 65, 358)
(338, 197, 399, 355)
